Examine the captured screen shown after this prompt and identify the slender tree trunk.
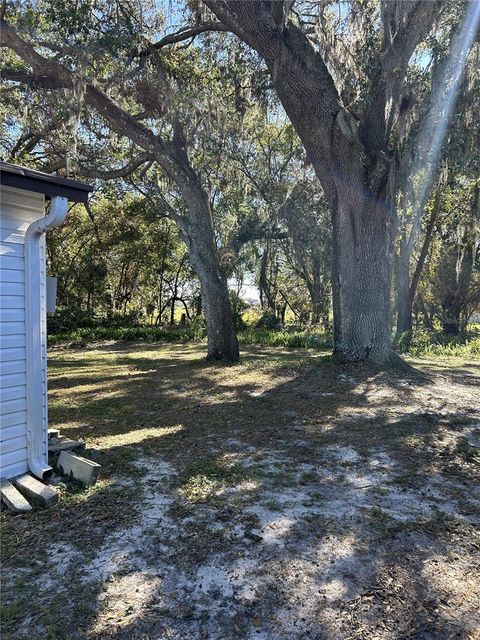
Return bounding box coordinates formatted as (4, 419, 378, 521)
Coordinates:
(395, 233, 413, 335)
(441, 180, 478, 334)
(396, 191, 440, 336)
(176, 194, 239, 362)
(259, 244, 276, 315)
(311, 268, 321, 325)
(332, 187, 394, 363)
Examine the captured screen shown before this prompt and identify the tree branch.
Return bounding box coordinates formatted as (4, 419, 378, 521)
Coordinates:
(0, 19, 185, 185)
(362, 1, 443, 152)
(1, 66, 68, 89)
(80, 152, 153, 180)
(135, 22, 228, 57)
(203, 0, 363, 203)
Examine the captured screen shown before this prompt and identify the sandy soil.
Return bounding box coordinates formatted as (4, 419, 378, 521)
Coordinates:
(1, 345, 479, 640)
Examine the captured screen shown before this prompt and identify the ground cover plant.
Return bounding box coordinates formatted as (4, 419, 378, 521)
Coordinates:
(1, 342, 479, 639)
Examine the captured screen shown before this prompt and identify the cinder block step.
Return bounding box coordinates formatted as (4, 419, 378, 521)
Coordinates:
(57, 451, 101, 487)
(1, 478, 32, 512)
(14, 474, 58, 507)
(48, 435, 85, 454)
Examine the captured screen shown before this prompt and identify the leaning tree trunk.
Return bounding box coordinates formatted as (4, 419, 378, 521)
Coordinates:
(332, 185, 394, 363)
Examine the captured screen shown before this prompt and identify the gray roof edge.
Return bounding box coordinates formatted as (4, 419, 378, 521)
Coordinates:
(0, 161, 93, 202)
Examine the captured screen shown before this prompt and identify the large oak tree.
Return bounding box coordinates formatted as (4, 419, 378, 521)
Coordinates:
(201, 0, 472, 364)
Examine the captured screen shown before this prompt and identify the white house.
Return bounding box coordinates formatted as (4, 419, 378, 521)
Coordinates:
(0, 162, 92, 480)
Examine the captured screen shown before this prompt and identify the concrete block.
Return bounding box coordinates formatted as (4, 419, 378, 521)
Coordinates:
(57, 451, 101, 486)
(14, 474, 58, 507)
(1, 478, 32, 512)
(48, 436, 85, 454)
(48, 428, 60, 440)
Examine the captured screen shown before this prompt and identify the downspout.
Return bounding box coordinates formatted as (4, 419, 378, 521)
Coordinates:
(25, 196, 68, 479)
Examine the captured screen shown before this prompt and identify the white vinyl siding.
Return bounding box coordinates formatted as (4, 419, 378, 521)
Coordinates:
(1, 186, 46, 479)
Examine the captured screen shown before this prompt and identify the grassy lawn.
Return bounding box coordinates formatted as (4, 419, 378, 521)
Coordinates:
(1, 343, 480, 639)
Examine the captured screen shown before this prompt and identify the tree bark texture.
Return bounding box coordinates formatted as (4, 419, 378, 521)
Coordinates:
(332, 185, 394, 362)
(176, 196, 239, 361)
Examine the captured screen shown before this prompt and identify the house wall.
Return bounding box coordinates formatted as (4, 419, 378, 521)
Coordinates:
(1, 186, 48, 479)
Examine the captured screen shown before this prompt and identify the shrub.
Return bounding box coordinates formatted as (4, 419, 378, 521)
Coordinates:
(255, 310, 282, 330)
(48, 324, 207, 347)
(229, 291, 248, 331)
(47, 308, 96, 334)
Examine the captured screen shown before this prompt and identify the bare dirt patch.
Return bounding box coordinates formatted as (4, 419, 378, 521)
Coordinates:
(1, 345, 479, 639)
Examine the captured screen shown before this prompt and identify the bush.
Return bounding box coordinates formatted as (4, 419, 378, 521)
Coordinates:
(229, 291, 248, 331)
(47, 308, 96, 334)
(255, 310, 282, 330)
(239, 327, 333, 349)
(47, 314, 479, 358)
(47, 308, 144, 334)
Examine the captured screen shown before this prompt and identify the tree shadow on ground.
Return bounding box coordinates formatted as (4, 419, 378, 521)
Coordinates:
(2, 344, 479, 639)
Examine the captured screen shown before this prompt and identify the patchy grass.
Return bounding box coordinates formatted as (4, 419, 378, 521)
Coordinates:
(1, 342, 480, 639)
(180, 457, 247, 503)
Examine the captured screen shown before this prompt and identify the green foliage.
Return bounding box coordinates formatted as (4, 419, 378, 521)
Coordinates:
(47, 308, 144, 333)
(239, 327, 333, 349)
(47, 320, 480, 358)
(3, 0, 479, 351)
(180, 457, 246, 503)
(229, 291, 248, 330)
(48, 324, 207, 347)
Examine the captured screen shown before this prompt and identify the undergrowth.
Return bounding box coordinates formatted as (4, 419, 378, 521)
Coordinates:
(48, 324, 479, 357)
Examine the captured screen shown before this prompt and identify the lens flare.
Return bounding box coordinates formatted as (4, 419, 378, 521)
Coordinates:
(406, 0, 480, 242)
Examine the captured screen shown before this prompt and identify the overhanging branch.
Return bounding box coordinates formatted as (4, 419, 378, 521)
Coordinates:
(80, 152, 154, 180)
(135, 22, 228, 57)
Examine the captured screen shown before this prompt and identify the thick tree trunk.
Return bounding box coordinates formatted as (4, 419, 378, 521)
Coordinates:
(332, 188, 394, 363)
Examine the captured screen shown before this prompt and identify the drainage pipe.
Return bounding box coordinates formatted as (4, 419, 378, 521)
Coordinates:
(24, 196, 68, 479)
